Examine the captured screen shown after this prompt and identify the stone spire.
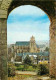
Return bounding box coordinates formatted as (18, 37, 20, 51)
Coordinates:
(30, 35, 35, 42)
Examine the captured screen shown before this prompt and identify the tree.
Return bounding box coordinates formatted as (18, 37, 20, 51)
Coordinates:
(23, 55, 32, 65)
(37, 64, 49, 75)
(37, 55, 40, 64)
(8, 62, 16, 77)
(45, 47, 49, 51)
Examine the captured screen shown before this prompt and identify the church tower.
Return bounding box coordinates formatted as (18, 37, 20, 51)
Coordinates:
(30, 36, 37, 53)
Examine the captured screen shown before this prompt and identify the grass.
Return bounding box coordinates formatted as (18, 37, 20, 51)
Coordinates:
(8, 74, 54, 80)
(15, 64, 37, 71)
(8, 74, 34, 80)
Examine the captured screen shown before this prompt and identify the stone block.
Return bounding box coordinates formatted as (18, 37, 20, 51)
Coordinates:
(0, 10, 7, 15)
(0, 45, 7, 51)
(0, 10, 7, 18)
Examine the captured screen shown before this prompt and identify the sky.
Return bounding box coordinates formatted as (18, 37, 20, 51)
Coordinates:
(7, 5, 50, 44)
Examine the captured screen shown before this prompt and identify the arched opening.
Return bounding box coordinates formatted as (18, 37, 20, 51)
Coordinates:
(0, 1, 56, 80)
(7, 5, 50, 80)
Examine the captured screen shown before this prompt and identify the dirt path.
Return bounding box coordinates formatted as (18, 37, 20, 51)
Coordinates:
(15, 71, 55, 80)
(23, 77, 37, 80)
(16, 71, 36, 75)
(23, 76, 51, 80)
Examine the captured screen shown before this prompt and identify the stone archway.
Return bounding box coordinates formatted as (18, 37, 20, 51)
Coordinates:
(0, 0, 56, 80)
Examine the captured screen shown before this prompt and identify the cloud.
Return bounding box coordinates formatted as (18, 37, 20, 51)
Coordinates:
(7, 20, 50, 33)
(7, 20, 50, 44)
(7, 32, 49, 44)
(7, 5, 50, 44)
(9, 5, 45, 17)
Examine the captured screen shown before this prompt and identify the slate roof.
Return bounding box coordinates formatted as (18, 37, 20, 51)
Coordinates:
(15, 41, 39, 48)
(37, 51, 49, 56)
(36, 45, 39, 48)
(16, 52, 49, 56)
(16, 52, 49, 60)
(15, 41, 30, 46)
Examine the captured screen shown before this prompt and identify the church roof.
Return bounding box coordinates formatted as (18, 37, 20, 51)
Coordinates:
(15, 41, 30, 46)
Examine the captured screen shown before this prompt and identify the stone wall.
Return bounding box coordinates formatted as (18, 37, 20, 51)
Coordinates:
(0, 19, 7, 80)
(49, 18, 56, 77)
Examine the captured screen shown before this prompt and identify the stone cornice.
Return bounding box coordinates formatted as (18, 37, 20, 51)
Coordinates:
(0, 0, 12, 18)
(0, 0, 12, 10)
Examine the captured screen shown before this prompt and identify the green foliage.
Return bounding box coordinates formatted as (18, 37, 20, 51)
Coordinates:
(15, 63, 20, 67)
(37, 64, 49, 75)
(8, 74, 33, 80)
(32, 64, 37, 69)
(24, 64, 29, 71)
(16, 64, 37, 71)
(16, 65, 24, 71)
(45, 47, 49, 51)
(23, 55, 32, 65)
(8, 62, 16, 77)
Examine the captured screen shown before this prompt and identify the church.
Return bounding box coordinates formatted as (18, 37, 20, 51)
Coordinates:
(13, 36, 40, 53)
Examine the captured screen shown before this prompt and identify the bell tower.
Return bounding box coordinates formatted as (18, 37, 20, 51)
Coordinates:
(30, 36, 37, 53)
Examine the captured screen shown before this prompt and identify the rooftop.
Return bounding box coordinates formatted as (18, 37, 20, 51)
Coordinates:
(15, 41, 30, 46)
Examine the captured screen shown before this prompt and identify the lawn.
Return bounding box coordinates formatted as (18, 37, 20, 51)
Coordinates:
(8, 74, 54, 80)
(8, 74, 34, 80)
(15, 64, 37, 71)
(8, 63, 55, 80)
